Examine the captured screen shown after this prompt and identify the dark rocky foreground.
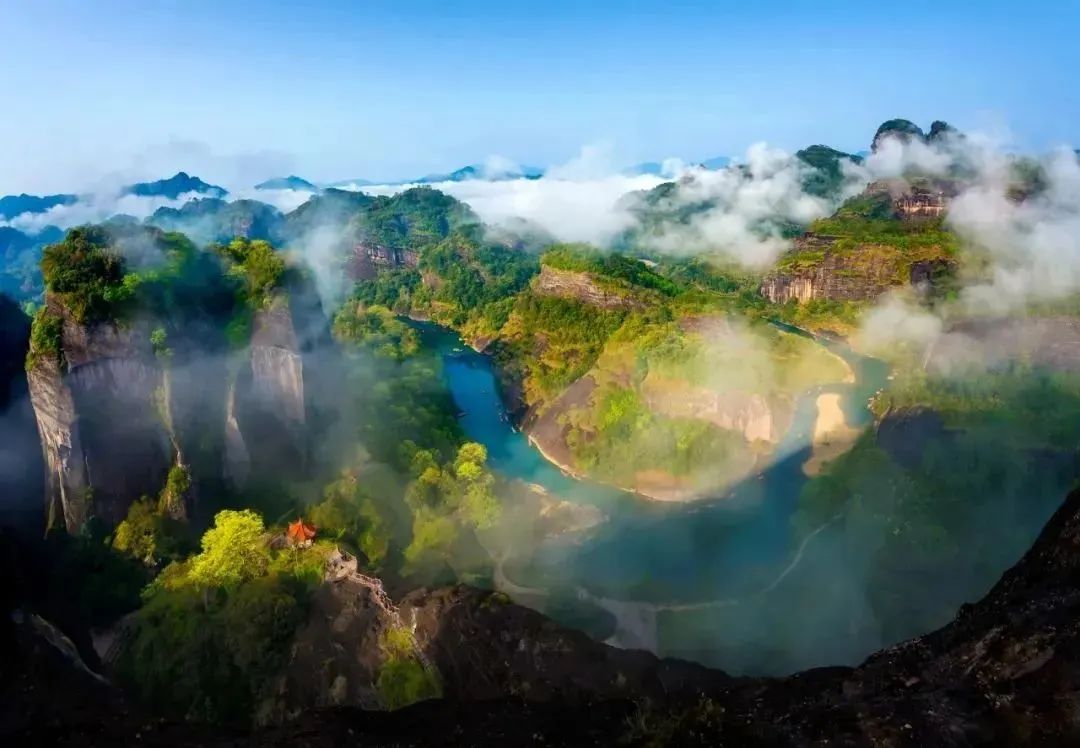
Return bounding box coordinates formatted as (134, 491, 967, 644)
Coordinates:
(8, 485, 1080, 745)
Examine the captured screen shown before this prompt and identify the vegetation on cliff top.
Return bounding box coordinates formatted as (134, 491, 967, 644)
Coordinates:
(806, 191, 960, 260)
(40, 225, 135, 322)
(213, 237, 287, 309)
(351, 222, 538, 339)
(353, 186, 478, 247)
(795, 144, 862, 199)
(25, 305, 63, 370)
(117, 509, 327, 724)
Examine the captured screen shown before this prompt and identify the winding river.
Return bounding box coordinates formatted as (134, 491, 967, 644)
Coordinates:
(414, 321, 891, 674)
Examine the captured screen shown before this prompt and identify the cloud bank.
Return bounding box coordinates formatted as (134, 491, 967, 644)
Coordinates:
(630, 143, 862, 267)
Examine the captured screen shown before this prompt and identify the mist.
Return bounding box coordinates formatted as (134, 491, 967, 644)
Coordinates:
(344, 144, 669, 246)
(3, 120, 1080, 685)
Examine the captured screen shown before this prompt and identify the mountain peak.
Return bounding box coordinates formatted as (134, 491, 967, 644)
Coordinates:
(122, 172, 227, 200)
(254, 175, 320, 192)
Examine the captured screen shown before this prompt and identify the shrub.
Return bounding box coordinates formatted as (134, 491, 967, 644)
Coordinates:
(25, 306, 63, 370)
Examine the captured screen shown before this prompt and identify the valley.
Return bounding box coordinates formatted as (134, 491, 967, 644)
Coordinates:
(2, 116, 1080, 743)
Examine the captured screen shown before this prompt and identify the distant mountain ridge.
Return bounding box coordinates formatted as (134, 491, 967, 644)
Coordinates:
(255, 176, 320, 192)
(415, 163, 545, 183)
(0, 172, 227, 221)
(122, 171, 227, 199)
(0, 193, 77, 221)
(147, 197, 283, 245)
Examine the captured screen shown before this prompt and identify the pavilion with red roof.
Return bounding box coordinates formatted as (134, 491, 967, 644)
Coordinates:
(287, 518, 317, 548)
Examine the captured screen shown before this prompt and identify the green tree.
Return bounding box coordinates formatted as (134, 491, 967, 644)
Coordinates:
(309, 470, 394, 568)
(112, 498, 162, 565)
(215, 237, 285, 308)
(40, 226, 129, 322)
(188, 509, 269, 590)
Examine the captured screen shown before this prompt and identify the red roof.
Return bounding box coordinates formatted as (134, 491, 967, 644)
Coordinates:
(287, 518, 316, 543)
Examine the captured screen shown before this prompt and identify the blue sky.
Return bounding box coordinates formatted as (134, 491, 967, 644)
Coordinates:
(1, 0, 1078, 193)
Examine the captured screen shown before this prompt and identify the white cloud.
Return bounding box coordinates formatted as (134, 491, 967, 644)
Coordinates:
(949, 147, 1080, 314)
(4, 190, 209, 232)
(348, 143, 669, 246)
(634, 143, 854, 267)
(230, 187, 312, 213)
(856, 295, 943, 355)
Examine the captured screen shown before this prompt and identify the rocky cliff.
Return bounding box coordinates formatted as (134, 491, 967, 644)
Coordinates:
(533, 265, 646, 311)
(27, 298, 172, 531)
(641, 377, 790, 443)
(257, 548, 724, 723)
(25, 353, 89, 532)
(760, 181, 957, 306)
(761, 233, 936, 303)
(10, 485, 1080, 745)
(26, 282, 318, 530)
(249, 292, 306, 431)
(347, 241, 420, 281)
(229, 291, 311, 481)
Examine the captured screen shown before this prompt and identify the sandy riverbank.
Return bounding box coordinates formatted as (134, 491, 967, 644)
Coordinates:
(802, 393, 863, 477)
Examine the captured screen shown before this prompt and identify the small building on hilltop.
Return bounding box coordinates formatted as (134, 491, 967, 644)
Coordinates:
(286, 518, 317, 548)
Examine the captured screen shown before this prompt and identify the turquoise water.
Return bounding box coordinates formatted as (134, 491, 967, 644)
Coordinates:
(416, 321, 889, 608)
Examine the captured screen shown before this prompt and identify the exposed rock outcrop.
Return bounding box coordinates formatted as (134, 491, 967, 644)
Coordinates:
(347, 241, 420, 280)
(12, 486, 1080, 744)
(26, 355, 90, 532)
(26, 282, 318, 529)
(27, 299, 171, 531)
(760, 234, 901, 303)
(222, 379, 251, 488)
(250, 292, 306, 431)
(533, 266, 645, 311)
(642, 377, 789, 443)
(760, 233, 955, 305)
(259, 549, 723, 723)
(760, 178, 958, 307)
(230, 291, 311, 479)
(522, 374, 596, 480)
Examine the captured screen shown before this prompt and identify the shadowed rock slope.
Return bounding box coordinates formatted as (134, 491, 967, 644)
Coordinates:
(6, 483, 1080, 745)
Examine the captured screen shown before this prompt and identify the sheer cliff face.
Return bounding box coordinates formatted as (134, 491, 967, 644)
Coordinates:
(26, 354, 89, 531)
(761, 181, 956, 306)
(250, 292, 306, 430)
(760, 235, 954, 305)
(26, 286, 316, 531)
(760, 234, 909, 303)
(27, 300, 170, 532)
(231, 291, 309, 480)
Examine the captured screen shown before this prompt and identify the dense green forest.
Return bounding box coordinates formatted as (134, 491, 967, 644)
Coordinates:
(794, 366, 1080, 644)
(9, 129, 1080, 730)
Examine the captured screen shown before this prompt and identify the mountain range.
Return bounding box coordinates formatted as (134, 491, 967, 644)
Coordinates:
(267, 156, 730, 191)
(0, 172, 227, 222)
(0, 193, 77, 221)
(0, 155, 737, 223)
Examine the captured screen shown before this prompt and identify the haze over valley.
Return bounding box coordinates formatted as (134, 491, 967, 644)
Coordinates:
(4, 2, 1080, 745)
